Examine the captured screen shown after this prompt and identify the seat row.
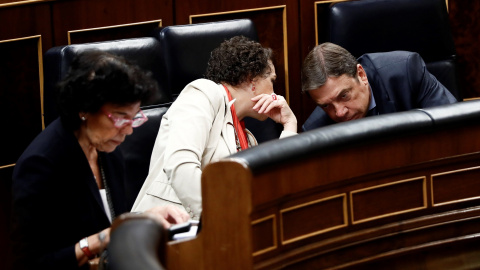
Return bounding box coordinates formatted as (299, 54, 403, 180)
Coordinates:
(43, 19, 281, 208)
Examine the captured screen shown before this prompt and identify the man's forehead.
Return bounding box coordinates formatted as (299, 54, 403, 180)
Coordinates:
(313, 76, 351, 101)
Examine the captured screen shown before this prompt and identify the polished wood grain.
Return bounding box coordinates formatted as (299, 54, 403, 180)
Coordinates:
(68, 19, 162, 45)
(52, 0, 173, 46)
(252, 215, 277, 256)
(280, 194, 347, 244)
(164, 123, 480, 269)
(449, 0, 480, 99)
(166, 162, 254, 270)
(0, 0, 52, 7)
(431, 166, 480, 206)
(0, 3, 52, 50)
(0, 36, 43, 166)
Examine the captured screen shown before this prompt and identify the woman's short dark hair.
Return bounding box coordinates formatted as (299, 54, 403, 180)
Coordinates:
(205, 36, 273, 86)
(301, 42, 359, 93)
(56, 50, 158, 131)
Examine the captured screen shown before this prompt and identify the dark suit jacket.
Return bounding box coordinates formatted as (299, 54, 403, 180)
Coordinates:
(11, 119, 128, 270)
(303, 51, 457, 131)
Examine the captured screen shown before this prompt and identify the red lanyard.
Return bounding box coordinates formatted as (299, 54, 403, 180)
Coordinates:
(222, 85, 248, 151)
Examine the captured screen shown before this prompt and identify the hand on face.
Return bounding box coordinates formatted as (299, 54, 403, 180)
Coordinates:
(251, 93, 297, 132)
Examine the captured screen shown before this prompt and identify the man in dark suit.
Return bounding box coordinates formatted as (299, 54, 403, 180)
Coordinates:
(301, 42, 457, 131)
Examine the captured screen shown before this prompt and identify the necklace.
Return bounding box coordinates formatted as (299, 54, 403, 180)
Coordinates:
(229, 123, 243, 152)
(98, 156, 116, 221)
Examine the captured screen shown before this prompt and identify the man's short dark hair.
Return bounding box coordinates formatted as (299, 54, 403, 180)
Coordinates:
(301, 42, 359, 93)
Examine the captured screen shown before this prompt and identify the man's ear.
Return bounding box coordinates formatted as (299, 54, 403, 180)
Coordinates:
(357, 64, 368, 85)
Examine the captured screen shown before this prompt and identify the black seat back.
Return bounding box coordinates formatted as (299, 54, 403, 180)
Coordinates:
(154, 19, 282, 143)
(154, 19, 258, 99)
(43, 37, 171, 126)
(327, 0, 461, 100)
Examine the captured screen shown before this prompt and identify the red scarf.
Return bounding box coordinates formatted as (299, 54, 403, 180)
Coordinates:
(222, 84, 248, 151)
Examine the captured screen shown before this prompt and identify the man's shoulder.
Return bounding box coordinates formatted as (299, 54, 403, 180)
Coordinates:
(359, 51, 420, 68)
(359, 51, 425, 82)
(360, 51, 417, 60)
(303, 106, 336, 131)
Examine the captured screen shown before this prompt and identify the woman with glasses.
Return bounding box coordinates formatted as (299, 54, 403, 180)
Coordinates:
(11, 51, 189, 270)
(132, 36, 297, 220)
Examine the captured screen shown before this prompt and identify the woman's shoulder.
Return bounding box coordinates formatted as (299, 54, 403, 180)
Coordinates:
(189, 79, 223, 97)
(182, 78, 226, 108)
(16, 119, 78, 164)
(189, 78, 219, 88)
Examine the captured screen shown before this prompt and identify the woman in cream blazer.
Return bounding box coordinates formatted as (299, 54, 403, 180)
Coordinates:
(132, 36, 297, 219)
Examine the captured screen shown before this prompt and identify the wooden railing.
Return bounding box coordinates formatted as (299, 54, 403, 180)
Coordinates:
(164, 100, 480, 269)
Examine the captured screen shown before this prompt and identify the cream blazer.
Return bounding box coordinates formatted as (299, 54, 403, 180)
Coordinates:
(132, 79, 295, 219)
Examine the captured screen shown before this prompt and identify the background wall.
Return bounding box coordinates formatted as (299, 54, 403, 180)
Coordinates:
(0, 0, 478, 268)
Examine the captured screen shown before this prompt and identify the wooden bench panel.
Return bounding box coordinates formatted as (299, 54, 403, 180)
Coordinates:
(165, 102, 480, 269)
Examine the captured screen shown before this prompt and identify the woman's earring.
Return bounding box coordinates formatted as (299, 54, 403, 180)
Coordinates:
(81, 116, 86, 121)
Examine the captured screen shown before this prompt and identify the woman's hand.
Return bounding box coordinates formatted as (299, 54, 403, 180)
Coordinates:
(75, 227, 110, 266)
(252, 93, 297, 133)
(75, 205, 188, 266)
(145, 205, 190, 229)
